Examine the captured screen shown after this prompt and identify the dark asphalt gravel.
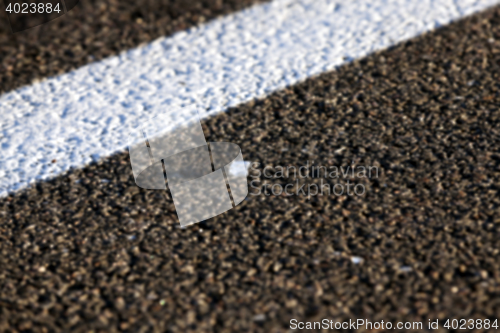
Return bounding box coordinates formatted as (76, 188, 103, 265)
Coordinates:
(2, 4, 500, 333)
(0, 0, 265, 95)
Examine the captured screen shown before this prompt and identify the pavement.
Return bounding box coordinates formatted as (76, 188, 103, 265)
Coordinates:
(1, 2, 500, 333)
(0, 0, 264, 95)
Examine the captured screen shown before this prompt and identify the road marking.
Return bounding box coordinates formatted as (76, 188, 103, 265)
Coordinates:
(0, 0, 498, 197)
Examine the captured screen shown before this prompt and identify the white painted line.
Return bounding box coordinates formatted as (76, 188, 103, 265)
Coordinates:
(0, 0, 498, 197)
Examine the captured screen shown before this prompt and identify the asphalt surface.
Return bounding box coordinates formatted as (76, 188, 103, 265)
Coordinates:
(0, 0, 265, 95)
(1, 4, 500, 333)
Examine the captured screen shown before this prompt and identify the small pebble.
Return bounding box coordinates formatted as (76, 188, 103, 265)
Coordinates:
(351, 256, 363, 264)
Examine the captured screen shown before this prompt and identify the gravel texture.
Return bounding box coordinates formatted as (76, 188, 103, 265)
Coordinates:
(4, 0, 489, 198)
(1, 5, 500, 333)
(0, 0, 264, 94)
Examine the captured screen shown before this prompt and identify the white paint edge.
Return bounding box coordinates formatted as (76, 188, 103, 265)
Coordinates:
(0, 0, 498, 196)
